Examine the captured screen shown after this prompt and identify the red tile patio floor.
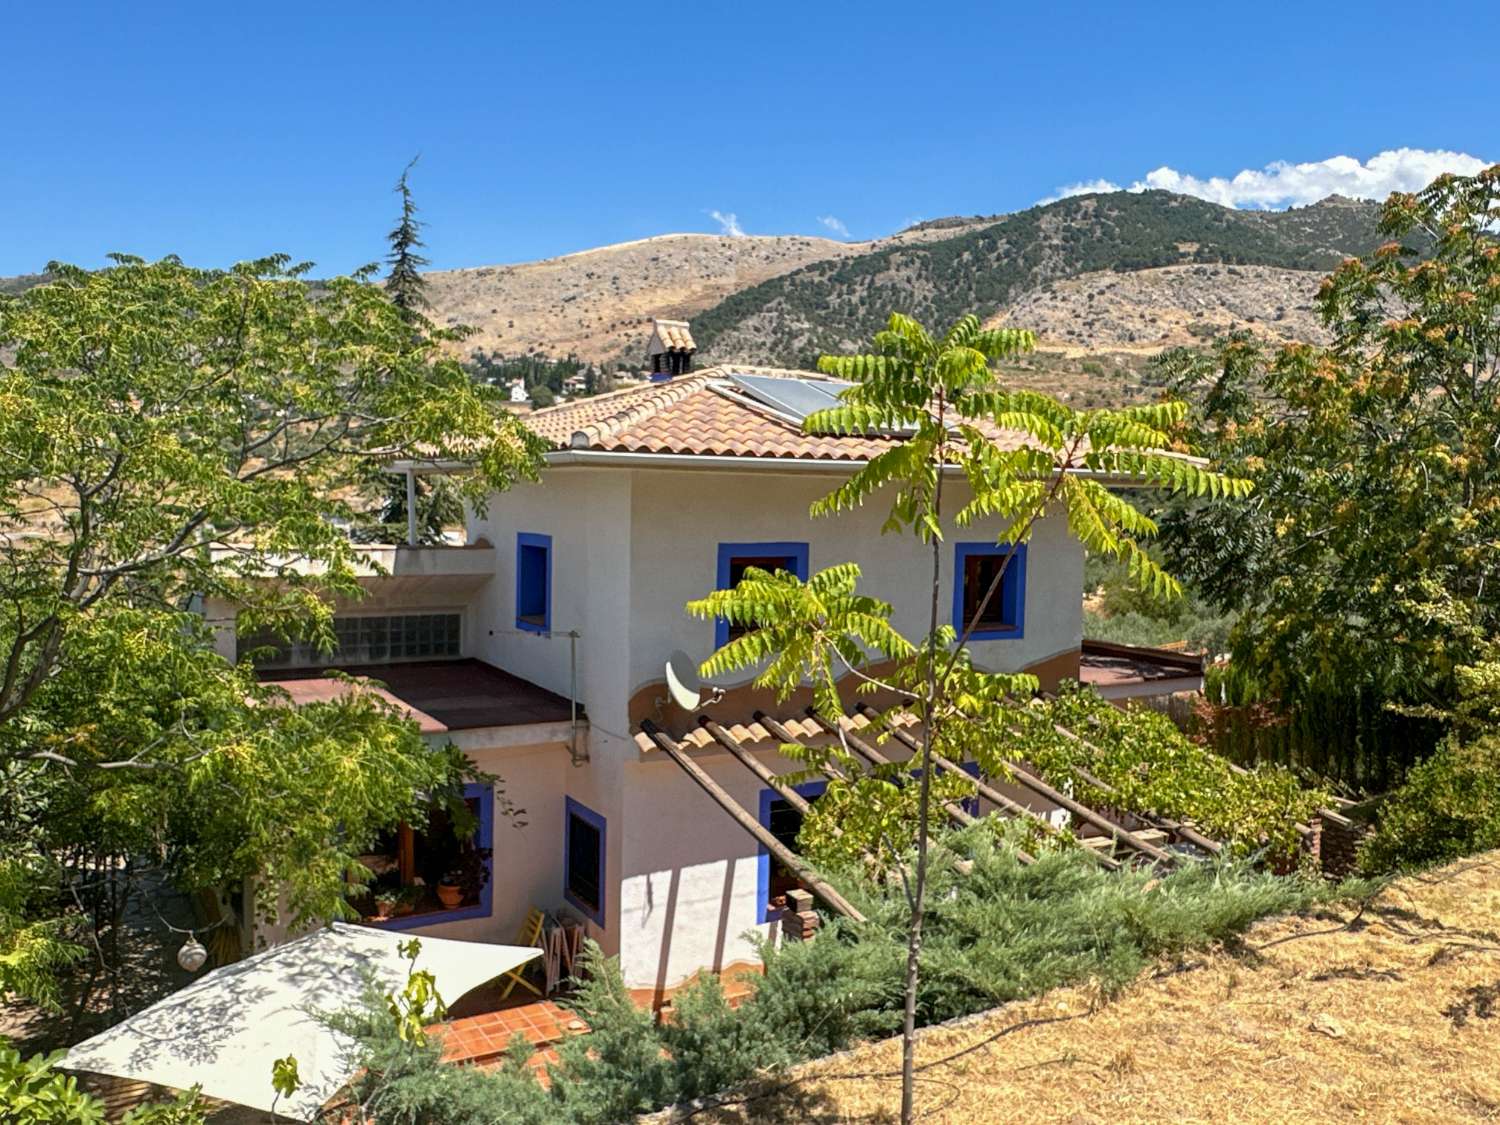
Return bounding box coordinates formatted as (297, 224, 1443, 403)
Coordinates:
(429, 998, 585, 1078)
(429, 962, 764, 1080)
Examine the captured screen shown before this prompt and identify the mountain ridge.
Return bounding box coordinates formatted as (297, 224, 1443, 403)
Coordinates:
(0, 191, 1391, 372)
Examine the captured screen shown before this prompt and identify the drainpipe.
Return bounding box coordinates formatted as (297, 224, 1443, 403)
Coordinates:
(404, 468, 418, 546)
(567, 630, 587, 765)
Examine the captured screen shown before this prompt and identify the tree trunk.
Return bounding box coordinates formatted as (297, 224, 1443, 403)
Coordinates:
(901, 414, 946, 1124)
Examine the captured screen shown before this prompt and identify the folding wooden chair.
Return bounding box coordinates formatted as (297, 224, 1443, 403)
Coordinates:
(497, 907, 546, 999)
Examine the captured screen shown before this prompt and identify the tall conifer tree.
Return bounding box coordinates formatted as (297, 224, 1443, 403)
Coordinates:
(385, 156, 430, 318)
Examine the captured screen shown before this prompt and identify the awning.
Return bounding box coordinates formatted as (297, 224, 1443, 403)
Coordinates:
(62, 922, 542, 1120)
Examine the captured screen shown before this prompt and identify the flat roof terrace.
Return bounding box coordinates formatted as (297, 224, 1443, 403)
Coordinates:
(260, 658, 578, 734)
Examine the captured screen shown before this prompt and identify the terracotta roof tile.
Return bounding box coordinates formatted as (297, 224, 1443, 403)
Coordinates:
(649, 318, 696, 352)
(525, 366, 1039, 463)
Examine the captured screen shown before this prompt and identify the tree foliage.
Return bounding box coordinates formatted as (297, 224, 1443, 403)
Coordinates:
(1158, 165, 1500, 707)
(0, 254, 543, 1004)
(0, 1042, 206, 1124)
(384, 157, 430, 318)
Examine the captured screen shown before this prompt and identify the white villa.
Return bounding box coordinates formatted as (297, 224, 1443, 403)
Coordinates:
(206, 325, 1187, 1000)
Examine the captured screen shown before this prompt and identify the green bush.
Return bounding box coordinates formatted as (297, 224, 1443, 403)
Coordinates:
(0, 1044, 208, 1125)
(334, 840, 1360, 1122)
(1359, 735, 1500, 873)
(0, 1046, 102, 1125)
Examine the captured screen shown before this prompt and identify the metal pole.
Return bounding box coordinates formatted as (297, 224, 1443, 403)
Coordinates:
(568, 630, 586, 765)
(405, 468, 418, 546)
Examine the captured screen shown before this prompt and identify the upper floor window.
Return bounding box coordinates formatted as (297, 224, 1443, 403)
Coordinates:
(953, 542, 1027, 640)
(516, 532, 552, 634)
(714, 542, 809, 648)
(240, 612, 461, 668)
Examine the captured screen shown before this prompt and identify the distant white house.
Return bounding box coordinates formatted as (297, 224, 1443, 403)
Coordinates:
(209, 322, 1177, 999)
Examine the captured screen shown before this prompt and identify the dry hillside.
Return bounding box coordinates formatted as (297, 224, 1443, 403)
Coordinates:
(422, 223, 994, 365)
(685, 851, 1500, 1124)
(994, 263, 1331, 355)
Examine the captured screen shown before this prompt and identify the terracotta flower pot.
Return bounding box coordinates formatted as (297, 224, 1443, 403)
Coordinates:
(436, 883, 464, 909)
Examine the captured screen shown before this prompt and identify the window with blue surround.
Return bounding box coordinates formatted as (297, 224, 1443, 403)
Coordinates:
(516, 532, 552, 634)
(757, 779, 827, 923)
(564, 797, 606, 925)
(953, 542, 1027, 640)
(715, 542, 809, 649)
(369, 781, 494, 930)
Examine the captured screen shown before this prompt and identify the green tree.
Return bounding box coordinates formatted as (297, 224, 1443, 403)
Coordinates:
(384, 156, 430, 318)
(0, 254, 544, 1005)
(1159, 166, 1500, 711)
(370, 157, 466, 545)
(689, 312, 1247, 1122)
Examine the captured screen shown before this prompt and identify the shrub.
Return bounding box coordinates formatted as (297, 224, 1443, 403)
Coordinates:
(0, 1045, 204, 1125)
(0, 1046, 102, 1125)
(1359, 735, 1500, 873)
(333, 841, 1360, 1121)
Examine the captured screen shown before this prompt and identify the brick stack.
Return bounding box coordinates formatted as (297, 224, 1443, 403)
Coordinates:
(782, 889, 821, 941)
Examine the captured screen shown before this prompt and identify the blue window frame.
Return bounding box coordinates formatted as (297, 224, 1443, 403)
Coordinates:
(714, 541, 809, 649)
(376, 781, 494, 931)
(953, 542, 1027, 640)
(564, 797, 606, 925)
(516, 532, 552, 634)
(756, 779, 827, 924)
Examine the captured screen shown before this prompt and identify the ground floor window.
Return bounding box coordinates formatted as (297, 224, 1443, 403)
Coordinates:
(356, 782, 493, 927)
(757, 781, 826, 922)
(564, 797, 606, 925)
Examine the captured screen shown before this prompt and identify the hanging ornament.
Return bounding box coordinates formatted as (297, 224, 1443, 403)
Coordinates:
(177, 934, 209, 973)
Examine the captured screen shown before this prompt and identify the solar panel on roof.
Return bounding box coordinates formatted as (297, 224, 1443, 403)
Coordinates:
(728, 373, 850, 422)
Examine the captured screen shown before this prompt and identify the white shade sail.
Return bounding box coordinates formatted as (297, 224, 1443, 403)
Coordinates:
(62, 922, 542, 1120)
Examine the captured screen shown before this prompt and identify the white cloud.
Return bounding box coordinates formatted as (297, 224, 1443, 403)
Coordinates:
(1036, 178, 1123, 205)
(708, 209, 746, 237)
(817, 214, 852, 239)
(1039, 148, 1491, 210)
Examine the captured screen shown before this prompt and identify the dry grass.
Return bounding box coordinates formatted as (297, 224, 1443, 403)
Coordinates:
(682, 852, 1500, 1123)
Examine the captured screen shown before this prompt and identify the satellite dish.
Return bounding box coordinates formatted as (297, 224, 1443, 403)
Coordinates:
(665, 650, 723, 711)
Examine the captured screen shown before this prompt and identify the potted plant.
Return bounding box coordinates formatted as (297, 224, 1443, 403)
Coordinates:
(436, 875, 464, 909)
(393, 884, 422, 917)
(372, 890, 399, 921)
(438, 846, 492, 910)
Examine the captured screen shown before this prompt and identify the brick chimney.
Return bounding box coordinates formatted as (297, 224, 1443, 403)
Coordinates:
(646, 318, 695, 381)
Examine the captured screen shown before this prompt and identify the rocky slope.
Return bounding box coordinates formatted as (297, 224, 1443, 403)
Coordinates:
(421, 221, 995, 365)
(996, 263, 1330, 353)
(689, 191, 1386, 367)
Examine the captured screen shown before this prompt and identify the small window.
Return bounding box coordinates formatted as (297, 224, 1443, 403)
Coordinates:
(715, 542, 809, 648)
(516, 533, 552, 633)
(564, 797, 605, 925)
(953, 543, 1027, 640)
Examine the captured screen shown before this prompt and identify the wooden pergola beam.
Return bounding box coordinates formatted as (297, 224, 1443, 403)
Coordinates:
(639, 719, 867, 924)
(855, 705, 1173, 866)
(796, 709, 982, 834)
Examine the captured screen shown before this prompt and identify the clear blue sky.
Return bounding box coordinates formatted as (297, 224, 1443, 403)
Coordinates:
(5, 0, 1498, 277)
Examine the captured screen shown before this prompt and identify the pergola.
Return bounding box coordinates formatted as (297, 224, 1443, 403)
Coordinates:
(637, 702, 1231, 922)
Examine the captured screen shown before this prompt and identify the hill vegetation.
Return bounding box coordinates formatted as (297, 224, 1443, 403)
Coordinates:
(691, 190, 1390, 366)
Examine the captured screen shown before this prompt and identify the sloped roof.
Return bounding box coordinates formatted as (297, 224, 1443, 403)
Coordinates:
(525, 366, 1041, 463)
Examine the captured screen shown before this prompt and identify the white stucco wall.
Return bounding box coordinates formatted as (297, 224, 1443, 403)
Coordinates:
(463, 460, 1086, 989)
(625, 466, 1083, 699)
